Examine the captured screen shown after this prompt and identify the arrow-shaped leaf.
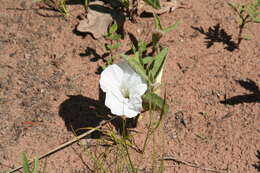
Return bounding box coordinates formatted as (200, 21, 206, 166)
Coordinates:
(144, 0, 161, 9)
(142, 92, 169, 114)
(163, 21, 180, 33)
(149, 47, 168, 82)
(122, 54, 150, 82)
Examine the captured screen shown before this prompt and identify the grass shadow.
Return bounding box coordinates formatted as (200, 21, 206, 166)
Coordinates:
(220, 79, 260, 105)
(253, 150, 260, 172)
(191, 24, 238, 51)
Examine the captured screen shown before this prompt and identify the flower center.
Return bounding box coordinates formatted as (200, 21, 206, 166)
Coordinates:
(120, 87, 130, 99)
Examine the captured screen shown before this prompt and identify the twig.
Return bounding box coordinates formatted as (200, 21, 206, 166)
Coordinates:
(7, 117, 116, 173)
(161, 156, 228, 173)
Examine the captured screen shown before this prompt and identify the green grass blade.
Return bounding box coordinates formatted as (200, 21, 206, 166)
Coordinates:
(22, 152, 31, 173)
(32, 158, 39, 173)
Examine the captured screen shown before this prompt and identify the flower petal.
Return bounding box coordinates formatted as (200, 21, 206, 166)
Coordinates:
(117, 61, 135, 77)
(100, 61, 148, 118)
(123, 107, 140, 118)
(122, 96, 143, 118)
(129, 95, 143, 111)
(105, 92, 124, 116)
(129, 83, 147, 97)
(100, 64, 123, 93)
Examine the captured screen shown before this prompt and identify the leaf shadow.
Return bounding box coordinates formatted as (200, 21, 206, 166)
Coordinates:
(191, 24, 238, 51)
(80, 47, 109, 62)
(252, 150, 260, 172)
(79, 47, 109, 74)
(220, 79, 260, 105)
(66, 0, 88, 5)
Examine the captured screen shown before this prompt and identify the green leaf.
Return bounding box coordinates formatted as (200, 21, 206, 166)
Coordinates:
(144, 0, 161, 9)
(149, 47, 168, 82)
(142, 56, 154, 64)
(253, 17, 260, 22)
(256, 0, 260, 6)
(132, 41, 147, 55)
(109, 23, 118, 34)
(138, 41, 147, 55)
(142, 92, 169, 114)
(105, 33, 121, 40)
(153, 13, 179, 33)
(32, 158, 39, 173)
(238, 5, 245, 14)
(153, 14, 163, 31)
(84, 0, 90, 9)
(117, 0, 129, 7)
(152, 32, 163, 48)
(163, 21, 180, 33)
(122, 54, 149, 82)
(105, 42, 121, 50)
(22, 152, 31, 173)
(105, 23, 121, 40)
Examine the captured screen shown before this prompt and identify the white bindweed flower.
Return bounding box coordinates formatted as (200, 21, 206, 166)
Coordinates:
(100, 61, 147, 118)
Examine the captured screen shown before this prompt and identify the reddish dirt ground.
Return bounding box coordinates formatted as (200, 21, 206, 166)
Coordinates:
(0, 0, 259, 173)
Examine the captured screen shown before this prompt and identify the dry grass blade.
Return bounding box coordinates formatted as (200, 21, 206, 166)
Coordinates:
(7, 117, 116, 173)
(161, 156, 229, 173)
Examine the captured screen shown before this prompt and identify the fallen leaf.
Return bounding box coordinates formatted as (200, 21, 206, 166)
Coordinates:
(77, 2, 114, 39)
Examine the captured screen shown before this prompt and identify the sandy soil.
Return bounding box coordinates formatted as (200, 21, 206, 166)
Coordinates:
(0, 0, 259, 173)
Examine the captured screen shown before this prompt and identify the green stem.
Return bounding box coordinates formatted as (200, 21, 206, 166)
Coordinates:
(122, 119, 136, 173)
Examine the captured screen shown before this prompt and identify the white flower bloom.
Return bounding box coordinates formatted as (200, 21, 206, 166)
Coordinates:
(99, 61, 147, 118)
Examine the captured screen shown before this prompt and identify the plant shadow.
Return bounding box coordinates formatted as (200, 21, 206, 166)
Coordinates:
(220, 79, 260, 105)
(79, 47, 109, 74)
(191, 24, 238, 51)
(59, 94, 110, 138)
(80, 47, 109, 62)
(59, 91, 139, 139)
(252, 150, 260, 172)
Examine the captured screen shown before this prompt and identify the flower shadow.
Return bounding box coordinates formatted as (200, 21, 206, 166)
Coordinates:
(59, 94, 110, 138)
(59, 93, 139, 138)
(110, 115, 139, 136)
